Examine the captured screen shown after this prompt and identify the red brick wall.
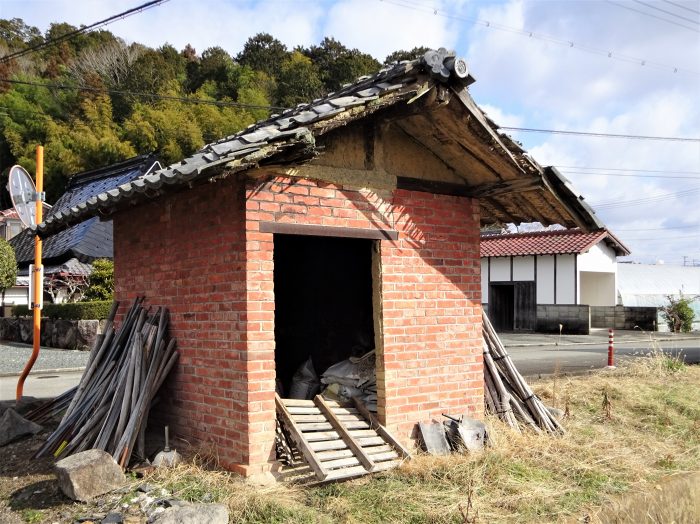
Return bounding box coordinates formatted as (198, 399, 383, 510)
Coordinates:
(114, 173, 483, 475)
(245, 176, 483, 450)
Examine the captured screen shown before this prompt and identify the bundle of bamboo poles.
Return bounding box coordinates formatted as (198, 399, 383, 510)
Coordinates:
(33, 297, 179, 468)
(483, 312, 564, 434)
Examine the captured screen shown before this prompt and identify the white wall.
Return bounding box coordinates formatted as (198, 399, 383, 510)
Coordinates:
(481, 258, 489, 303)
(513, 256, 534, 281)
(556, 254, 576, 304)
(537, 255, 555, 304)
(578, 242, 616, 272)
(1, 286, 28, 306)
(490, 258, 510, 281)
(580, 272, 616, 306)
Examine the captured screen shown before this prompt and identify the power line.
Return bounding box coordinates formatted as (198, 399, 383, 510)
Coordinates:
(561, 170, 700, 180)
(555, 165, 700, 174)
(381, 0, 699, 74)
(663, 0, 700, 15)
(615, 224, 699, 231)
(0, 0, 169, 64)
(633, 0, 700, 25)
(592, 186, 700, 207)
(607, 0, 700, 32)
(0, 78, 285, 111)
(500, 126, 700, 142)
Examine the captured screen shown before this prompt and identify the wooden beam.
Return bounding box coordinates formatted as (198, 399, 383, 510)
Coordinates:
(275, 394, 329, 481)
(352, 397, 412, 460)
(396, 175, 542, 199)
(259, 222, 398, 241)
(314, 395, 376, 472)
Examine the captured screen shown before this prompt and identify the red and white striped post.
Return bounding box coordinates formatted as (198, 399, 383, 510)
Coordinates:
(607, 328, 615, 368)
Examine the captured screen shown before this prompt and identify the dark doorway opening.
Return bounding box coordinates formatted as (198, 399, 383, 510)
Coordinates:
(273, 234, 375, 396)
(489, 281, 536, 332)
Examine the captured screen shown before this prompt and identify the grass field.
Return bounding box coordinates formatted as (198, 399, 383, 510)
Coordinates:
(2, 351, 698, 523)
(148, 353, 700, 523)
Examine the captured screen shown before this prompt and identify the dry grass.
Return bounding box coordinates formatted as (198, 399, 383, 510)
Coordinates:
(147, 353, 700, 524)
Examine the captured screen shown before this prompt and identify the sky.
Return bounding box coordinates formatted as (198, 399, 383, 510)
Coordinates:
(2, 0, 699, 266)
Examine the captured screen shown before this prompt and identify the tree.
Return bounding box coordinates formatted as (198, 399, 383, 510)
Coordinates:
(275, 51, 324, 107)
(302, 37, 380, 91)
(0, 238, 17, 293)
(45, 272, 88, 303)
(82, 259, 114, 301)
(660, 294, 696, 333)
(384, 46, 432, 64)
(237, 33, 288, 78)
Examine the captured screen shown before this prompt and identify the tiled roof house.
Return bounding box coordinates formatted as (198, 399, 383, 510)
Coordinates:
(480, 228, 630, 333)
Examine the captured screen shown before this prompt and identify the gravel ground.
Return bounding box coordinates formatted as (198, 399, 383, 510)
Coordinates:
(0, 342, 89, 375)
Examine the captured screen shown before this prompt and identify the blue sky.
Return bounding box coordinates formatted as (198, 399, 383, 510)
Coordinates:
(2, 0, 699, 265)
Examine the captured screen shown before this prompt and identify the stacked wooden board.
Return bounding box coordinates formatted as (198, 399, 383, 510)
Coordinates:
(33, 298, 179, 468)
(276, 394, 410, 481)
(483, 312, 564, 434)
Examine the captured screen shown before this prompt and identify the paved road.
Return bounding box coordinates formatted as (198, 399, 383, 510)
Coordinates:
(509, 338, 700, 377)
(0, 341, 89, 375)
(0, 371, 83, 401)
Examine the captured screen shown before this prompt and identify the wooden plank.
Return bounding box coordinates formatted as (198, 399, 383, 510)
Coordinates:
(304, 431, 341, 442)
(356, 436, 385, 447)
(286, 406, 322, 415)
(282, 399, 315, 407)
(294, 414, 363, 423)
(352, 398, 412, 459)
(315, 395, 376, 473)
(298, 421, 369, 432)
(315, 448, 356, 461)
(324, 465, 368, 482)
(305, 429, 376, 442)
(366, 451, 399, 462)
(309, 440, 349, 452)
(322, 456, 362, 469)
(259, 222, 398, 241)
(275, 394, 329, 481)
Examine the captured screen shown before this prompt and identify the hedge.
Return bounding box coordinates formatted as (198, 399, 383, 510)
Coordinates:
(12, 301, 113, 320)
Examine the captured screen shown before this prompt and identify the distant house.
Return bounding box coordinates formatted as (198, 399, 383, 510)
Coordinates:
(5, 154, 159, 309)
(618, 263, 700, 331)
(480, 228, 630, 333)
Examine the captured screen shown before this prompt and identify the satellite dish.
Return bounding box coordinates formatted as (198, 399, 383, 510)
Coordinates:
(7, 165, 37, 228)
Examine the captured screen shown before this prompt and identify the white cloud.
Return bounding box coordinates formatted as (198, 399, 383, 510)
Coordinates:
(323, 0, 461, 61)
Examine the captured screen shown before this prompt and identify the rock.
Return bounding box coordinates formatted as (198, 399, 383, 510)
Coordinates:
(547, 406, 565, 420)
(55, 449, 127, 502)
(137, 483, 155, 493)
(0, 408, 42, 446)
(101, 513, 124, 523)
(150, 504, 228, 524)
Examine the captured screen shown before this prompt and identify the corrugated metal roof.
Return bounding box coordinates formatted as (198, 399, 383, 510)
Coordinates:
(618, 264, 700, 298)
(480, 228, 630, 257)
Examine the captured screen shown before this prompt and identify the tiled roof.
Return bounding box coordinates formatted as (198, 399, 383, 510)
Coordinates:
(33, 49, 604, 237)
(480, 229, 630, 257)
(17, 257, 93, 277)
(11, 155, 157, 265)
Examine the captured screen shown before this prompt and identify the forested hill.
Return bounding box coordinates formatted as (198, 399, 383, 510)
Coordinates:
(0, 18, 429, 205)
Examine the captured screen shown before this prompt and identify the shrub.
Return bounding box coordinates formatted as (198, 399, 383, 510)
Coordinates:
(82, 258, 114, 302)
(12, 300, 113, 320)
(0, 238, 17, 292)
(660, 294, 695, 333)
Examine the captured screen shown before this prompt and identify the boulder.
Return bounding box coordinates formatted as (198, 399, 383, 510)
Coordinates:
(150, 504, 229, 524)
(0, 408, 42, 446)
(55, 449, 126, 501)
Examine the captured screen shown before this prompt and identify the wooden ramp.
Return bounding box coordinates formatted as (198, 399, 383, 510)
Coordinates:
(276, 394, 410, 482)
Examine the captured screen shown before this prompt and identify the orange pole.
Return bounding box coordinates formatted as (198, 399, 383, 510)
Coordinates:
(16, 145, 43, 402)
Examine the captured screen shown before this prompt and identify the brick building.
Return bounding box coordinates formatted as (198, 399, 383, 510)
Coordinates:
(38, 50, 601, 476)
